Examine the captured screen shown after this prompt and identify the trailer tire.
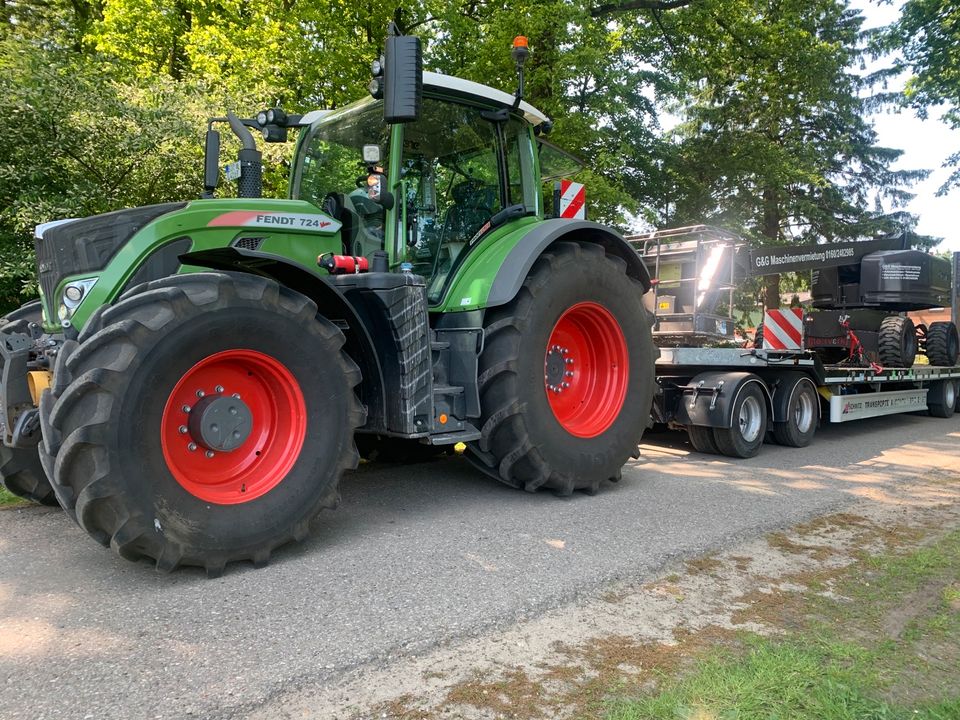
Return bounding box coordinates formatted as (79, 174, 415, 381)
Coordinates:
(927, 380, 956, 419)
(0, 301, 56, 505)
(925, 322, 959, 367)
(712, 382, 767, 458)
(39, 272, 364, 575)
(687, 425, 719, 454)
(468, 241, 656, 495)
(878, 315, 917, 368)
(771, 379, 818, 448)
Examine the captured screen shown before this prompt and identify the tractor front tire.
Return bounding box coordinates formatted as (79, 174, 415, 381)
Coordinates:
(0, 301, 56, 505)
(468, 241, 656, 495)
(39, 273, 364, 575)
(926, 322, 959, 367)
(878, 315, 917, 368)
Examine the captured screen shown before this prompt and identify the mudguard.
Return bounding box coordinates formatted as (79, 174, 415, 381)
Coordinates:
(675, 371, 772, 429)
(486, 219, 651, 308)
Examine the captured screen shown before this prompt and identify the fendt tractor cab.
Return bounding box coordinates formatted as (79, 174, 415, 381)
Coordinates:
(0, 29, 656, 575)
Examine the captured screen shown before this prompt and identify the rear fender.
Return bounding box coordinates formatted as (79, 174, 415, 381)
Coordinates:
(675, 371, 772, 429)
(487, 220, 651, 308)
(440, 219, 651, 312)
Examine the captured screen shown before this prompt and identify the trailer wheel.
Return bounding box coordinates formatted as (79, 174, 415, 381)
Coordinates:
(0, 301, 57, 505)
(878, 315, 917, 368)
(772, 379, 818, 448)
(469, 241, 656, 495)
(925, 322, 959, 367)
(687, 425, 719, 454)
(712, 382, 767, 458)
(927, 380, 956, 419)
(39, 273, 364, 575)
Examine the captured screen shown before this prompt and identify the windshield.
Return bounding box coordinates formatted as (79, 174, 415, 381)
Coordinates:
(293, 99, 389, 258)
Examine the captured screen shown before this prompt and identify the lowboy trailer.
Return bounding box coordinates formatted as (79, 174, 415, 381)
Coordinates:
(631, 226, 960, 459)
(653, 346, 960, 458)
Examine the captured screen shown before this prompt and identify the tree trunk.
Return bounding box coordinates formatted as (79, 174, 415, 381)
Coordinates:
(761, 186, 781, 309)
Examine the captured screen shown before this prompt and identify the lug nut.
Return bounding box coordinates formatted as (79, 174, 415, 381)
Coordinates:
(565, 358, 574, 365)
(178, 425, 188, 434)
(215, 385, 224, 393)
(565, 371, 573, 377)
(205, 450, 215, 459)
(187, 443, 197, 452)
(196, 389, 205, 398)
(562, 382, 570, 389)
(181, 404, 191, 413)
(232, 393, 241, 399)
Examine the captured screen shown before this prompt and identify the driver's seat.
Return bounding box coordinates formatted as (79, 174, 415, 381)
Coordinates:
(446, 180, 498, 243)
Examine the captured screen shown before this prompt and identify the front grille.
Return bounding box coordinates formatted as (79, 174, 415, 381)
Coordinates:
(36, 203, 186, 315)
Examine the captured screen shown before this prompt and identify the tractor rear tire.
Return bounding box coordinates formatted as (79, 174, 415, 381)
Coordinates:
(38, 272, 364, 575)
(687, 425, 719, 454)
(712, 382, 767, 458)
(0, 301, 56, 505)
(467, 241, 656, 496)
(926, 322, 959, 367)
(878, 315, 917, 368)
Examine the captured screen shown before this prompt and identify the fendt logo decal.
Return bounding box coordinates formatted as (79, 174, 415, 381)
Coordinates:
(208, 210, 342, 233)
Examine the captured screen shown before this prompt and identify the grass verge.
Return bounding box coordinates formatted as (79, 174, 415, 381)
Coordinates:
(606, 530, 960, 720)
(0, 484, 26, 507)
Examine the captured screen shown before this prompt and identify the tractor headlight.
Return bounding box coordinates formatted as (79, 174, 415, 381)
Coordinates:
(59, 278, 98, 321)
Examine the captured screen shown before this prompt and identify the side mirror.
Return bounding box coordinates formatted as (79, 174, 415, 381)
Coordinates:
(203, 129, 221, 196)
(383, 33, 422, 123)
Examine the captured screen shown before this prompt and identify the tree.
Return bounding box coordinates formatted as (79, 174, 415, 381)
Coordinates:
(883, 0, 960, 192)
(0, 38, 217, 306)
(647, 0, 925, 307)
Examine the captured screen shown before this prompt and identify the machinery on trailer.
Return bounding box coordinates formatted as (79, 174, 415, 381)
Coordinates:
(0, 30, 657, 574)
(631, 227, 960, 459)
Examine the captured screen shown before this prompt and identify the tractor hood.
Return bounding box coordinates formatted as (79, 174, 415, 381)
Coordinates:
(34, 203, 188, 325)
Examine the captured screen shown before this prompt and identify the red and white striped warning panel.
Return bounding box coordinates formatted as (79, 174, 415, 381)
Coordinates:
(762, 308, 804, 350)
(558, 180, 586, 219)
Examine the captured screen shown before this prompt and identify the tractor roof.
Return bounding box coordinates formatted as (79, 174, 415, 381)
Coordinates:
(299, 72, 549, 128)
(422, 72, 549, 126)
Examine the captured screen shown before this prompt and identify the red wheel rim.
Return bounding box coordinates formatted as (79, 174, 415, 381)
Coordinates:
(160, 349, 306, 504)
(544, 302, 628, 438)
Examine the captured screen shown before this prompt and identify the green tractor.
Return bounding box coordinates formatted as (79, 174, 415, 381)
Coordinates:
(0, 30, 656, 574)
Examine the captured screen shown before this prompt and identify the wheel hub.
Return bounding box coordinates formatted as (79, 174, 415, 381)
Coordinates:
(544, 345, 573, 393)
(187, 393, 253, 452)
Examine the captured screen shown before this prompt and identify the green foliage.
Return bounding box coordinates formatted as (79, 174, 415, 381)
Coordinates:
(884, 0, 960, 193)
(0, 0, 936, 315)
(0, 38, 218, 308)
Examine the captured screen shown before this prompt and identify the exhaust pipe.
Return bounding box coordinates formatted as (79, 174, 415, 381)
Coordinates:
(227, 111, 263, 198)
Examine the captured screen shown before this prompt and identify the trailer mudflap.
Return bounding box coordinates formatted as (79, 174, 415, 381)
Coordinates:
(675, 371, 771, 428)
(0, 329, 39, 448)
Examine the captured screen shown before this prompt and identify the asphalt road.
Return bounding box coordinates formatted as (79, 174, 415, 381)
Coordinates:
(2, 413, 959, 719)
